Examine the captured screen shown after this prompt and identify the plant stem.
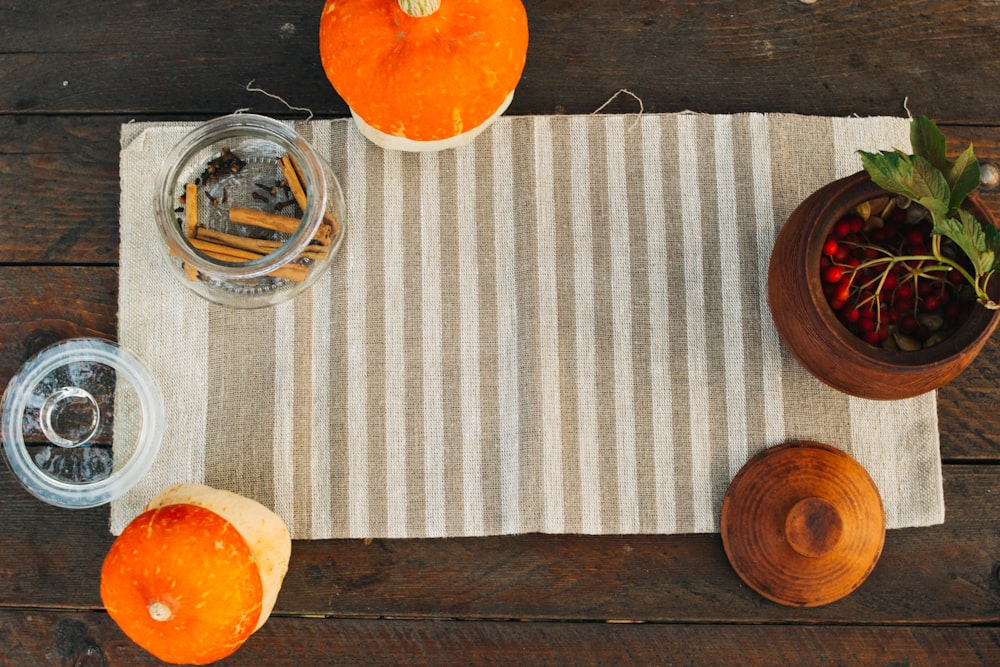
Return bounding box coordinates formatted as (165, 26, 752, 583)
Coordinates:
(844, 251, 986, 303)
(398, 0, 441, 17)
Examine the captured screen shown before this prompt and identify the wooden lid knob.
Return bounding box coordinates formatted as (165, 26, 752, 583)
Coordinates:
(720, 441, 885, 607)
(784, 496, 843, 558)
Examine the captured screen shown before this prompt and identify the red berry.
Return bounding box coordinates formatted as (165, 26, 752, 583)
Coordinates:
(857, 317, 875, 334)
(823, 266, 845, 283)
(842, 308, 860, 323)
(894, 298, 913, 313)
(897, 283, 914, 299)
(862, 330, 880, 346)
(823, 238, 839, 256)
(833, 219, 852, 238)
(923, 295, 940, 311)
(906, 229, 925, 247)
(834, 280, 851, 300)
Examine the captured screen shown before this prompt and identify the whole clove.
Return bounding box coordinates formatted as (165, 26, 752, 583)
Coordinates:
(199, 146, 246, 185)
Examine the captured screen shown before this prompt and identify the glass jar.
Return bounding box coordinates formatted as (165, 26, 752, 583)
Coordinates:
(153, 114, 346, 308)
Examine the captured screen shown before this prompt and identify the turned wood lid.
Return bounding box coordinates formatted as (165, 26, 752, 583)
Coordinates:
(720, 441, 885, 607)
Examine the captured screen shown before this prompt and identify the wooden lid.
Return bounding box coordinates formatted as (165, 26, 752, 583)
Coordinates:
(720, 441, 885, 607)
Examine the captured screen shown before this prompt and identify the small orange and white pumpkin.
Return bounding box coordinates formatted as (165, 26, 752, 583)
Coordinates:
(100, 484, 291, 665)
(319, 0, 529, 152)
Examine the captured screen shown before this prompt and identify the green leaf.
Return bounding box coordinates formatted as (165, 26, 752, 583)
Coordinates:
(910, 115, 949, 173)
(911, 155, 951, 204)
(934, 209, 992, 276)
(945, 144, 980, 211)
(858, 149, 907, 192)
(982, 219, 1000, 274)
(859, 150, 952, 209)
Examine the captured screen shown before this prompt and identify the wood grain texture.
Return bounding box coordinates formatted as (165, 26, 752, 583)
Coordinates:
(3, 3, 1000, 662)
(0, 266, 117, 389)
(2, 466, 998, 624)
(1, 1, 1000, 121)
(1, 610, 999, 666)
(720, 442, 885, 608)
(0, 117, 122, 264)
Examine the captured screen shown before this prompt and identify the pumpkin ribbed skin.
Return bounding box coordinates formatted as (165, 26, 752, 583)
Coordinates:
(100, 504, 263, 665)
(319, 0, 528, 145)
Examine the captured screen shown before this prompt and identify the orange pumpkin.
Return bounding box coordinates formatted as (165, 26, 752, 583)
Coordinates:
(142, 483, 292, 633)
(319, 0, 529, 151)
(101, 485, 292, 665)
(101, 504, 263, 664)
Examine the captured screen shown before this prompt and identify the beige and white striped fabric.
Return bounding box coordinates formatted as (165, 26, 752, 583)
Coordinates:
(113, 113, 944, 539)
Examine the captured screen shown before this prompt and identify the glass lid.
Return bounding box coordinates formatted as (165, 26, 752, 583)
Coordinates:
(1, 338, 164, 508)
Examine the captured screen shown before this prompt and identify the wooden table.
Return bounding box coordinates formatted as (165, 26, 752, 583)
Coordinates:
(3, 2, 1000, 664)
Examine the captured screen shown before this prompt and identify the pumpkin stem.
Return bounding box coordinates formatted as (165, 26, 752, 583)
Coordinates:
(398, 0, 441, 18)
(148, 601, 174, 622)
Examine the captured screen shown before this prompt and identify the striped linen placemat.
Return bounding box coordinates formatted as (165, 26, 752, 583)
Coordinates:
(112, 112, 944, 539)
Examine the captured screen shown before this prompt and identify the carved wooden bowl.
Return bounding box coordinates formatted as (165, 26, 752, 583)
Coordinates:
(720, 441, 885, 608)
(768, 171, 1000, 400)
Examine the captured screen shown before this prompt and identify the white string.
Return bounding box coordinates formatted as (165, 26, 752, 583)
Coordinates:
(242, 79, 315, 121)
(592, 88, 645, 116)
(591, 88, 644, 131)
(902, 96, 913, 119)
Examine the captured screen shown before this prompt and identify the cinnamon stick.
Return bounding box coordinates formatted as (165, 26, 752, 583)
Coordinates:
(184, 183, 198, 238)
(188, 238, 309, 282)
(228, 206, 301, 235)
(195, 227, 329, 262)
(169, 248, 200, 282)
(277, 157, 307, 210)
(278, 156, 342, 238)
(229, 206, 333, 246)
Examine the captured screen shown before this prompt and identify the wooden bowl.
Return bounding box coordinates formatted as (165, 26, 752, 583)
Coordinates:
(720, 441, 885, 608)
(768, 171, 1000, 400)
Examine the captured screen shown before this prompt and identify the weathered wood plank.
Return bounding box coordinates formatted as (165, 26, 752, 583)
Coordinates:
(2, 1, 1000, 121)
(936, 128, 1000, 460)
(0, 116, 122, 264)
(1, 610, 999, 666)
(1, 465, 998, 623)
(0, 266, 117, 390)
